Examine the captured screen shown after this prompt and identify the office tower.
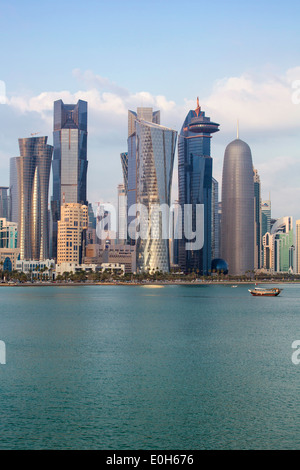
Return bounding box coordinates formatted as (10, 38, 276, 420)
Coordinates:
(296, 220, 300, 274)
(16, 136, 53, 260)
(51, 99, 88, 259)
(57, 203, 88, 264)
(170, 200, 180, 267)
(0, 218, 17, 249)
(120, 152, 128, 192)
(211, 177, 220, 261)
(87, 203, 97, 245)
(9, 157, 19, 223)
(0, 187, 9, 220)
(127, 108, 160, 235)
(253, 168, 262, 269)
(130, 118, 177, 273)
(221, 132, 254, 275)
(178, 98, 220, 275)
(261, 200, 271, 237)
(271, 216, 294, 272)
(117, 184, 127, 243)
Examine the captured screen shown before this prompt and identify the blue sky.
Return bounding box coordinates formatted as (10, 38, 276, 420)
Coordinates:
(1, 0, 300, 220)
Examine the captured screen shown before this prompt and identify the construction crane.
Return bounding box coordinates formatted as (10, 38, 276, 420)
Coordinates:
(30, 132, 40, 136)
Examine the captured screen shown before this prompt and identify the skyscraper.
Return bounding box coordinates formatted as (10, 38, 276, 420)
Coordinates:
(221, 133, 255, 275)
(253, 168, 262, 269)
(0, 187, 9, 219)
(57, 203, 88, 264)
(9, 157, 19, 223)
(129, 118, 177, 273)
(296, 220, 300, 274)
(127, 108, 160, 236)
(261, 200, 271, 238)
(178, 98, 220, 275)
(117, 183, 127, 243)
(211, 177, 220, 261)
(16, 136, 53, 260)
(51, 99, 88, 259)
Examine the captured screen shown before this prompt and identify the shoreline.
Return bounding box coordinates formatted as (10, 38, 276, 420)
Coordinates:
(0, 280, 297, 287)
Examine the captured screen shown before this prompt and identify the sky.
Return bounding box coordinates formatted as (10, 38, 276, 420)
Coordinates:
(0, 0, 300, 222)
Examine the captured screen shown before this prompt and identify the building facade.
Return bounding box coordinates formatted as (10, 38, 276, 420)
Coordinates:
(296, 219, 300, 274)
(211, 177, 220, 261)
(9, 157, 19, 223)
(178, 98, 220, 275)
(51, 99, 88, 259)
(16, 136, 53, 260)
(253, 168, 262, 269)
(221, 136, 255, 275)
(133, 119, 177, 273)
(262, 216, 294, 273)
(57, 203, 88, 264)
(0, 218, 17, 249)
(0, 187, 9, 220)
(126, 108, 160, 237)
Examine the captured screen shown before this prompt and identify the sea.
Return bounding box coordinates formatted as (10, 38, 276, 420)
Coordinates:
(0, 283, 299, 450)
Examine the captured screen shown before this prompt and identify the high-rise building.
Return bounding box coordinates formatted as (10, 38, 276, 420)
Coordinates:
(16, 136, 53, 260)
(128, 117, 177, 273)
(253, 168, 262, 269)
(221, 133, 254, 275)
(262, 216, 294, 273)
(0, 218, 17, 249)
(51, 99, 88, 259)
(117, 184, 127, 244)
(211, 177, 220, 261)
(120, 152, 128, 192)
(261, 200, 271, 237)
(9, 157, 19, 223)
(127, 108, 160, 235)
(296, 220, 300, 274)
(0, 187, 9, 220)
(178, 98, 220, 275)
(57, 203, 88, 264)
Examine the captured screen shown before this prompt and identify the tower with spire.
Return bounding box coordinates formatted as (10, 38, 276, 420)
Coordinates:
(178, 98, 220, 275)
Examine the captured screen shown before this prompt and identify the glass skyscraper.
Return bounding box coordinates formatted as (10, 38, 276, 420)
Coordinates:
(9, 157, 19, 223)
(16, 136, 53, 260)
(51, 99, 88, 259)
(221, 136, 255, 275)
(253, 168, 262, 269)
(0, 187, 9, 220)
(128, 116, 177, 273)
(136, 120, 177, 272)
(178, 99, 219, 275)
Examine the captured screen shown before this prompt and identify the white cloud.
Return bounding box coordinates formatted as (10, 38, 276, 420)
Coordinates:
(1, 67, 300, 221)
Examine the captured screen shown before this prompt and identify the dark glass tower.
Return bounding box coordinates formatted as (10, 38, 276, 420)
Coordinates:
(51, 99, 88, 259)
(9, 157, 19, 223)
(0, 187, 9, 219)
(178, 99, 219, 275)
(16, 136, 53, 260)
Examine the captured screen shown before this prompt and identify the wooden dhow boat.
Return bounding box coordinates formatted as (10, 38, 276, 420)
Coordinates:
(248, 287, 282, 297)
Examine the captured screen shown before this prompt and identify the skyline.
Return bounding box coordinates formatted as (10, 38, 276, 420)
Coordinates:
(0, 0, 300, 223)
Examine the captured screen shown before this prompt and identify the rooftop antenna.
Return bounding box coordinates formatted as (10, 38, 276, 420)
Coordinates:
(237, 119, 239, 139)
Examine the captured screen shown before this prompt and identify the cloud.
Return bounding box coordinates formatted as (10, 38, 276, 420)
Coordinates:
(1, 66, 300, 222)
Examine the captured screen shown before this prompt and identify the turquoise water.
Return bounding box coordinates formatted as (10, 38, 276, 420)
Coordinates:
(0, 283, 300, 450)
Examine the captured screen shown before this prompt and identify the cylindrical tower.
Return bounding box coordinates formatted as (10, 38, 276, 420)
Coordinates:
(221, 138, 254, 275)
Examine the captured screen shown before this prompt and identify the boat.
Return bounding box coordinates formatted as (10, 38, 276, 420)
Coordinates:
(231, 285, 238, 288)
(248, 287, 282, 297)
